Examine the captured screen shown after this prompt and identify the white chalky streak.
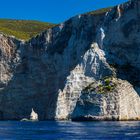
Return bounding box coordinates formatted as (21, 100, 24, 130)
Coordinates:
(116, 5, 121, 21)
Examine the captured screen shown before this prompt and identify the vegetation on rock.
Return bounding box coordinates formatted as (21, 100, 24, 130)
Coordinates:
(96, 77, 116, 94)
(0, 7, 112, 40)
(0, 19, 55, 40)
(86, 7, 112, 15)
(83, 76, 116, 94)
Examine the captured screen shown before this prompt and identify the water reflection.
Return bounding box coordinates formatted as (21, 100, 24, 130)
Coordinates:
(0, 121, 139, 139)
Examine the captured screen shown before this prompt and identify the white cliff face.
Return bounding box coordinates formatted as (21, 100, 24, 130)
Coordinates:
(0, 0, 140, 121)
(72, 78, 140, 121)
(55, 42, 112, 120)
(0, 34, 22, 87)
(116, 5, 121, 21)
(98, 28, 105, 48)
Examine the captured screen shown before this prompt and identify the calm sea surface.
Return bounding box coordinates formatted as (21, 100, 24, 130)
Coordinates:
(0, 121, 139, 140)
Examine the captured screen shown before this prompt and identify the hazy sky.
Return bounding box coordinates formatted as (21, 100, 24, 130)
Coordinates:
(0, 0, 128, 23)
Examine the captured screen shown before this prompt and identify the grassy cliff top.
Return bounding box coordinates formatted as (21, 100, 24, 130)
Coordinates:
(0, 19, 55, 40)
(0, 7, 111, 40)
(86, 7, 112, 15)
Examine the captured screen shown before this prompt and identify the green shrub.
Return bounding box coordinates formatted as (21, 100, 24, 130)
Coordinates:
(96, 77, 116, 94)
(83, 76, 116, 94)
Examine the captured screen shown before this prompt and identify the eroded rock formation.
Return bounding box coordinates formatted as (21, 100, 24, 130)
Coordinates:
(0, 0, 140, 120)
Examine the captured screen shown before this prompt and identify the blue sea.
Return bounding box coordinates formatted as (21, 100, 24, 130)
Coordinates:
(0, 121, 139, 140)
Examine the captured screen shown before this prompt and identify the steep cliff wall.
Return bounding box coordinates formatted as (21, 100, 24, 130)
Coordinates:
(0, 0, 140, 120)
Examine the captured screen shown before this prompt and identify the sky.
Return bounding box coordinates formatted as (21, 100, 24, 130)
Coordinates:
(0, 0, 128, 23)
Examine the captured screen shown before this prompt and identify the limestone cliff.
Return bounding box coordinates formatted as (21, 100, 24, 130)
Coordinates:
(0, 0, 140, 120)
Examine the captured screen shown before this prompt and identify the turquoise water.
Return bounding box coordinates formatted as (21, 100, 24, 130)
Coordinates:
(0, 121, 139, 139)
